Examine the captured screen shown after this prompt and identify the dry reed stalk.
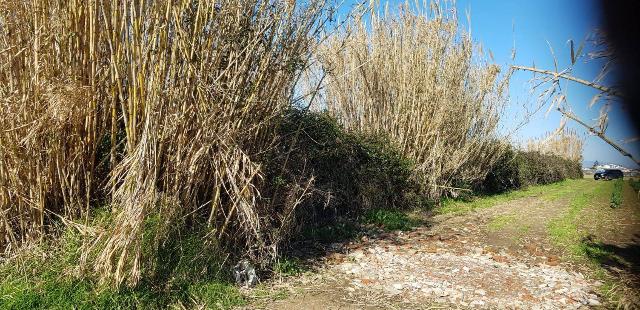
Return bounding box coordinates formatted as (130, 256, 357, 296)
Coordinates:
(513, 32, 639, 166)
(525, 128, 584, 162)
(319, 1, 510, 198)
(0, 0, 336, 286)
(0, 1, 106, 251)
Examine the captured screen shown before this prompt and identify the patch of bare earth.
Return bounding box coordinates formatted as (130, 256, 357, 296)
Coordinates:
(250, 182, 621, 309)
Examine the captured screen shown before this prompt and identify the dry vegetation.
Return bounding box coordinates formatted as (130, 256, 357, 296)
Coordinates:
(0, 2, 587, 307)
(0, 0, 335, 287)
(319, 2, 511, 199)
(525, 128, 584, 162)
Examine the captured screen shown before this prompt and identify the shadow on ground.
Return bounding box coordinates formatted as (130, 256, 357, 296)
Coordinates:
(581, 234, 640, 282)
(275, 210, 435, 273)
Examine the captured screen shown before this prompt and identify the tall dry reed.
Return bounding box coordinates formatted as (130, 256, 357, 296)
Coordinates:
(319, 2, 510, 198)
(0, 0, 335, 286)
(525, 128, 584, 162)
(0, 1, 106, 252)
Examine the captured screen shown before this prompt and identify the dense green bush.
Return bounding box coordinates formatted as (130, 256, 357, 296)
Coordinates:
(477, 148, 521, 194)
(479, 148, 583, 194)
(262, 109, 419, 240)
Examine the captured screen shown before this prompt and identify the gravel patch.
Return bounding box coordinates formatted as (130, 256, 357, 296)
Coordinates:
(333, 243, 600, 309)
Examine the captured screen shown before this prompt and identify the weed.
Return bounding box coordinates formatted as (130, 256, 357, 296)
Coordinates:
(610, 179, 624, 208)
(362, 209, 420, 231)
(274, 258, 307, 276)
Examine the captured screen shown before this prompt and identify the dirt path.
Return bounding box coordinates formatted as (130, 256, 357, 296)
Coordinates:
(246, 179, 640, 309)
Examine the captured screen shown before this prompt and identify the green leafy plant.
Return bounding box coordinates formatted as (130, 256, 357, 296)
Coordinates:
(274, 258, 307, 276)
(265, 110, 418, 239)
(362, 209, 420, 231)
(610, 179, 624, 208)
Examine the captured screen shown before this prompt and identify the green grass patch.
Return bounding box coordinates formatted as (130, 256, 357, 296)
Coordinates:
(610, 179, 624, 208)
(518, 225, 531, 234)
(0, 260, 244, 310)
(438, 190, 527, 215)
(0, 223, 246, 310)
(547, 191, 593, 252)
(539, 180, 590, 201)
(487, 214, 517, 232)
(439, 179, 587, 215)
(543, 181, 632, 305)
(187, 282, 246, 309)
(362, 209, 421, 231)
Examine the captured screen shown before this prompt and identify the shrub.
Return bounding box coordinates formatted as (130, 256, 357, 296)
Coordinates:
(479, 148, 521, 193)
(478, 148, 583, 194)
(262, 109, 419, 242)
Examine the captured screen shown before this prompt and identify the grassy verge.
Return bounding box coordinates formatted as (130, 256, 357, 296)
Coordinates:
(0, 234, 308, 309)
(546, 182, 609, 254)
(0, 261, 245, 310)
(439, 179, 587, 215)
(545, 180, 640, 306)
(0, 228, 246, 309)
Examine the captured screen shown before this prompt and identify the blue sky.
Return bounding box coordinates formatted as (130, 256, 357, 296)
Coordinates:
(336, 0, 640, 167)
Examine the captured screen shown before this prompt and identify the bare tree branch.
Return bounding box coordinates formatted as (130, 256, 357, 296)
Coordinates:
(558, 107, 639, 165)
(512, 65, 623, 98)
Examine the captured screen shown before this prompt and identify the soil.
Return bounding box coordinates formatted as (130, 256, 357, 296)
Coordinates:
(244, 179, 640, 309)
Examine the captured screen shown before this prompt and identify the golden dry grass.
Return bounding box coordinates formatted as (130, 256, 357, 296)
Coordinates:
(525, 128, 584, 162)
(0, 0, 518, 289)
(0, 0, 335, 287)
(318, 1, 511, 198)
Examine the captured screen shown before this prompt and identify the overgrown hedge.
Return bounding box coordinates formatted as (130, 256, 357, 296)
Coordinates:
(479, 148, 583, 194)
(262, 109, 420, 239)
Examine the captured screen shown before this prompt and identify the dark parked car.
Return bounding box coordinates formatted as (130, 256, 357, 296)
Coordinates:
(594, 169, 624, 180)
